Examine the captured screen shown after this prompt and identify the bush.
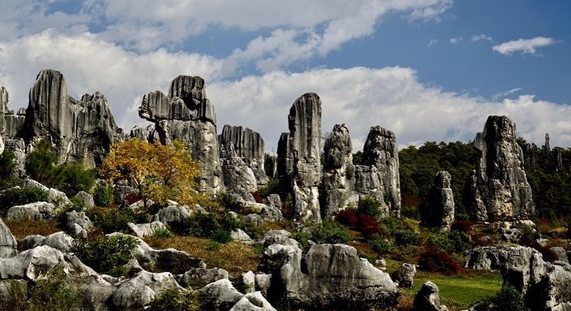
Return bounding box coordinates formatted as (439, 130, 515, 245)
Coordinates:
(153, 227, 174, 239)
(358, 196, 382, 219)
(147, 288, 200, 311)
(394, 229, 419, 246)
(472, 285, 526, 311)
(57, 163, 95, 197)
(418, 246, 463, 275)
(426, 230, 471, 253)
(368, 234, 393, 255)
(88, 207, 136, 233)
(356, 213, 381, 236)
(93, 184, 112, 207)
(73, 234, 139, 276)
(27, 267, 81, 311)
(219, 212, 243, 232)
(311, 221, 351, 244)
(291, 231, 311, 249)
(0, 150, 18, 189)
(0, 187, 49, 209)
(336, 210, 358, 227)
(187, 213, 221, 238)
(256, 178, 281, 198)
(211, 229, 233, 244)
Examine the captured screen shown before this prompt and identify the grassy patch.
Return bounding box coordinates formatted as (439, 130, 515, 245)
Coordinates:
(145, 235, 261, 276)
(404, 270, 502, 310)
(4, 219, 61, 239)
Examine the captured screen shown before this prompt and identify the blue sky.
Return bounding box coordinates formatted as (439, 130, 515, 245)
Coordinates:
(1, 0, 570, 150)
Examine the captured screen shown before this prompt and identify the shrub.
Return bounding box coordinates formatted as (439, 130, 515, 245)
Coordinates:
(93, 184, 112, 207)
(451, 220, 472, 233)
(244, 224, 264, 240)
(472, 285, 525, 311)
(291, 231, 311, 249)
(187, 213, 221, 238)
(356, 213, 381, 236)
(215, 193, 242, 212)
(153, 227, 174, 239)
(418, 246, 463, 275)
(358, 196, 382, 219)
(88, 207, 136, 233)
(311, 221, 351, 244)
(0, 187, 49, 209)
(394, 229, 419, 246)
(73, 234, 139, 276)
(147, 288, 200, 311)
(336, 210, 358, 227)
(27, 267, 81, 311)
(426, 230, 471, 253)
(368, 234, 393, 255)
(211, 229, 233, 244)
(0, 150, 18, 189)
(256, 178, 281, 198)
(57, 163, 95, 197)
(219, 212, 243, 232)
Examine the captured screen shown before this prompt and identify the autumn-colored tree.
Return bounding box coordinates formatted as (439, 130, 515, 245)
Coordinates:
(101, 139, 201, 208)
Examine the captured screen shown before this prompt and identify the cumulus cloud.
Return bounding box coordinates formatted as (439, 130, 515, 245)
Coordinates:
(492, 37, 557, 55)
(449, 37, 462, 44)
(471, 33, 492, 42)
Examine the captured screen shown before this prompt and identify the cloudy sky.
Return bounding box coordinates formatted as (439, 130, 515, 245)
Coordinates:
(1, 0, 570, 151)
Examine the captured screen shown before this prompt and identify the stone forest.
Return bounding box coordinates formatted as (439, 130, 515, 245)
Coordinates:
(0, 69, 570, 311)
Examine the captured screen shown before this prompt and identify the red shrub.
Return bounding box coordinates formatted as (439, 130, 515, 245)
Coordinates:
(336, 210, 358, 227)
(451, 220, 472, 233)
(357, 213, 381, 237)
(471, 233, 494, 247)
(251, 192, 263, 204)
(125, 193, 141, 205)
(418, 246, 463, 275)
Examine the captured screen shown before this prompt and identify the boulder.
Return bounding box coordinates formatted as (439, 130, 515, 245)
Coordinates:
(41, 231, 74, 252)
(277, 93, 322, 224)
(465, 245, 520, 270)
(65, 210, 92, 238)
(354, 126, 401, 217)
(139, 75, 223, 194)
(127, 221, 168, 238)
(413, 281, 449, 311)
(0, 218, 17, 258)
(321, 124, 358, 218)
(73, 191, 95, 209)
(231, 229, 254, 245)
(22, 179, 72, 206)
(111, 270, 181, 310)
(154, 204, 193, 226)
(222, 157, 258, 199)
(259, 243, 398, 310)
(199, 279, 244, 311)
(391, 263, 417, 288)
(179, 267, 229, 288)
(469, 116, 534, 221)
(0, 245, 67, 280)
(6, 202, 55, 221)
(420, 171, 454, 231)
(229, 291, 277, 311)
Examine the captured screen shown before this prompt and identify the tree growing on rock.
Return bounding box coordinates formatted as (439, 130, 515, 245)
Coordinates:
(101, 139, 201, 208)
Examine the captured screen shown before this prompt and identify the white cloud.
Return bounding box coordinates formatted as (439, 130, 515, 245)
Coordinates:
(493, 37, 557, 55)
(450, 37, 462, 44)
(471, 33, 492, 42)
(492, 88, 522, 101)
(427, 39, 439, 47)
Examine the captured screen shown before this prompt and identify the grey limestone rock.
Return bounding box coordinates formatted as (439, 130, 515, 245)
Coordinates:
(469, 116, 534, 221)
(229, 291, 277, 311)
(222, 156, 258, 200)
(321, 124, 359, 218)
(154, 204, 193, 226)
(0, 245, 67, 281)
(22, 179, 72, 206)
(199, 279, 244, 311)
(111, 270, 181, 310)
(354, 126, 401, 217)
(179, 267, 229, 288)
(420, 171, 455, 231)
(139, 75, 222, 194)
(258, 243, 398, 310)
(6, 202, 55, 221)
(277, 93, 322, 224)
(413, 281, 449, 311)
(127, 221, 169, 238)
(73, 191, 95, 209)
(0, 218, 17, 258)
(65, 210, 92, 238)
(392, 263, 417, 288)
(220, 125, 268, 185)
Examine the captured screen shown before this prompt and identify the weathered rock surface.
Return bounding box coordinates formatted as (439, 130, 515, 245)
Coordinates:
(469, 116, 534, 221)
(220, 125, 267, 185)
(222, 157, 258, 200)
(22, 179, 72, 206)
(259, 242, 398, 310)
(0, 245, 66, 280)
(277, 93, 322, 224)
(6, 202, 55, 221)
(73, 191, 95, 209)
(20, 70, 119, 168)
(139, 75, 222, 193)
(65, 210, 93, 238)
(154, 204, 193, 226)
(0, 218, 17, 258)
(321, 124, 358, 218)
(179, 267, 229, 288)
(354, 126, 401, 217)
(111, 270, 181, 310)
(229, 291, 277, 311)
(127, 221, 168, 238)
(420, 171, 455, 231)
(392, 263, 417, 288)
(413, 281, 449, 311)
(199, 279, 245, 311)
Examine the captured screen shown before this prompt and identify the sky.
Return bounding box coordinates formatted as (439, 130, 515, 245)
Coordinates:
(1, 0, 570, 152)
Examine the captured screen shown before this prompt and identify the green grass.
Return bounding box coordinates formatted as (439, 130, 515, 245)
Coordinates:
(407, 270, 502, 310)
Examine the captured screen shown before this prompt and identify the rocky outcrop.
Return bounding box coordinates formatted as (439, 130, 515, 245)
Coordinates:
(0, 218, 17, 258)
(222, 157, 258, 200)
(392, 263, 417, 288)
(354, 126, 401, 217)
(220, 125, 267, 185)
(469, 116, 534, 221)
(21, 70, 120, 168)
(321, 124, 358, 218)
(65, 210, 92, 238)
(139, 75, 222, 193)
(277, 93, 322, 224)
(6, 202, 55, 221)
(259, 242, 398, 310)
(111, 270, 181, 310)
(420, 171, 455, 231)
(413, 281, 449, 311)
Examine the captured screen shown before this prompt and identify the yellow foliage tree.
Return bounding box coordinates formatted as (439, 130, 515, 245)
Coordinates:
(101, 139, 201, 207)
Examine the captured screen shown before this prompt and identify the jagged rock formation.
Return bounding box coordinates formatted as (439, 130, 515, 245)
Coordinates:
(259, 241, 398, 310)
(545, 133, 551, 152)
(420, 171, 455, 231)
(0, 86, 7, 154)
(139, 75, 222, 193)
(413, 281, 449, 311)
(469, 116, 534, 221)
(277, 93, 322, 223)
(321, 124, 358, 218)
(354, 126, 401, 217)
(0, 218, 17, 258)
(220, 125, 268, 185)
(14, 70, 121, 168)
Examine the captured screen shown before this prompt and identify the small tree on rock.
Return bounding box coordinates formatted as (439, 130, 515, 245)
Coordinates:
(101, 139, 201, 208)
